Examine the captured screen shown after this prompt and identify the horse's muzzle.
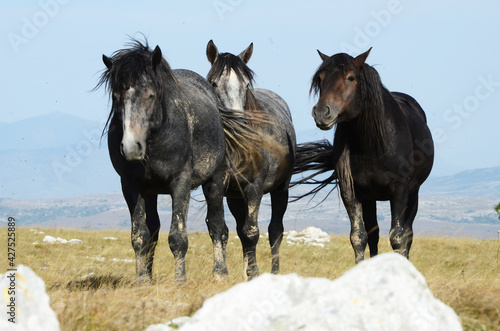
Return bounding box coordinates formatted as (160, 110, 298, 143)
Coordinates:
(312, 104, 336, 130)
(120, 140, 145, 161)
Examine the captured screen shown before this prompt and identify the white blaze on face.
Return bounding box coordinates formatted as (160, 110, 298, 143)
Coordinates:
(120, 87, 146, 160)
(218, 68, 248, 111)
(227, 69, 245, 110)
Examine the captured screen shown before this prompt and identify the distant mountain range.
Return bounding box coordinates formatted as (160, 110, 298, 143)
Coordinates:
(1, 188, 498, 239)
(421, 167, 500, 199)
(0, 112, 119, 199)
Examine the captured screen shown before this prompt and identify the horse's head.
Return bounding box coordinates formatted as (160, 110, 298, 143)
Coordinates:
(206, 40, 254, 110)
(311, 48, 372, 130)
(102, 44, 165, 161)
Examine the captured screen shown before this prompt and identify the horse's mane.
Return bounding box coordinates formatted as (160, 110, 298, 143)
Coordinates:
(95, 38, 177, 137)
(310, 53, 352, 96)
(310, 53, 388, 152)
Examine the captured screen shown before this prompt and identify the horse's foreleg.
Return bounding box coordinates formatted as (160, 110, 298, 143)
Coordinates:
(401, 190, 419, 258)
(229, 192, 262, 281)
(389, 185, 410, 257)
(269, 186, 289, 274)
(202, 176, 228, 280)
(341, 191, 367, 263)
(362, 200, 379, 257)
(123, 182, 159, 281)
(169, 184, 190, 283)
(144, 195, 160, 276)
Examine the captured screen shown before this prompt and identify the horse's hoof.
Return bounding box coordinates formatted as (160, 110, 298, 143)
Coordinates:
(245, 266, 259, 281)
(213, 267, 228, 282)
(135, 275, 153, 285)
(213, 272, 228, 283)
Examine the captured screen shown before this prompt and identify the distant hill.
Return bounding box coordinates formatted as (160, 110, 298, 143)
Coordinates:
(421, 166, 500, 199)
(0, 112, 103, 151)
(1, 189, 498, 239)
(0, 112, 120, 199)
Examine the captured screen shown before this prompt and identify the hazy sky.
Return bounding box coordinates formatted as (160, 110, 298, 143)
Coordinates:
(1, 0, 500, 175)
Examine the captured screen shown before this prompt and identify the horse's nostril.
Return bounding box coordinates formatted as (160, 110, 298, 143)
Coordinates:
(325, 105, 332, 119)
(137, 142, 143, 152)
(120, 142, 124, 155)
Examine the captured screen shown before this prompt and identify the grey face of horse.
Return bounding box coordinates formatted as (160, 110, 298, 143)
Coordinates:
(206, 40, 253, 110)
(117, 84, 157, 160)
(103, 46, 163, 161)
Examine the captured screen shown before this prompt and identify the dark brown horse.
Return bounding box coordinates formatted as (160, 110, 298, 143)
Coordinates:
(206, 40, 296, 279)
(295, 48, 434, 262)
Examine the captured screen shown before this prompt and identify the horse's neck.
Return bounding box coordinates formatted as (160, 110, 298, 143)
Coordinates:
(351, 88, 397, 152)
(158, 85, 187, 131)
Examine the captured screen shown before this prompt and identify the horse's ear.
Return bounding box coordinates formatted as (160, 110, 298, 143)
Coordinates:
(103, 55, 113, 69)
(354, 47, 372, 68)
(206, 40, 219, 64)
(239, 42, 253, 64)
(317, 50, 330, 62)
(151, 45, 162, 69)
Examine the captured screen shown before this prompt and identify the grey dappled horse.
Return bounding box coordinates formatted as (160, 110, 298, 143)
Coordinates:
(207, 40, 296, 279)
(97, 39, 228, 282)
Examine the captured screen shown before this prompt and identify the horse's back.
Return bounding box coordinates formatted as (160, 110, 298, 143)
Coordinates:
(392, 92, 427, 123)
(173, 69, 220, 108)
(253, 88, 296, 153)
(392, 91, 434, 186)
(254, 89, 294, 126)
(391, 92, 432, 142)
(172, 69, 226, 185)
(254, 88, 296, 190)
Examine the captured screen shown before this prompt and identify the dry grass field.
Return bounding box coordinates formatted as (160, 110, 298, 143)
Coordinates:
(5, 227, 500, 330)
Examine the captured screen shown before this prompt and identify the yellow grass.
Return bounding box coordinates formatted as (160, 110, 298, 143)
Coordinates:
(4, 227, 500, 330)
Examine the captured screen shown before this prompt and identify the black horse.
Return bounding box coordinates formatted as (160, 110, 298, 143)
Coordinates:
(96, 39, 228, 282)
(295, 48, 434, 262)
(206, 40, 296, 279)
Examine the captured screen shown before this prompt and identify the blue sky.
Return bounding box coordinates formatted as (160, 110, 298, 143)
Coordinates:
(1, 0, 500, 176)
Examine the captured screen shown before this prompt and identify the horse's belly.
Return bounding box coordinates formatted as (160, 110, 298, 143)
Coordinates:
(351, 178, 392, 201)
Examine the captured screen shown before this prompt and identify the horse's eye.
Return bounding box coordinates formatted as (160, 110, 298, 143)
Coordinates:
(211, 82, 218, 88)
(149, 94, 155, 99)
(347, 75, 355, 82)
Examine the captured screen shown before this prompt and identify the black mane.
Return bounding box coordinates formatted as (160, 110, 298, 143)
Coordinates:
(310, 53, 353, 96)
(95, 38, 175, 95)
(95, 38, 177, 136)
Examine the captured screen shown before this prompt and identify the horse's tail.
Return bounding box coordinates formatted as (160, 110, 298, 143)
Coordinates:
(218, 107, 285, 189)
(291, 139, 338, 201)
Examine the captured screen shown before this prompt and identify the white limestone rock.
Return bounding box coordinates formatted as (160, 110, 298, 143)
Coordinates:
(147, 253, 462, 331)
